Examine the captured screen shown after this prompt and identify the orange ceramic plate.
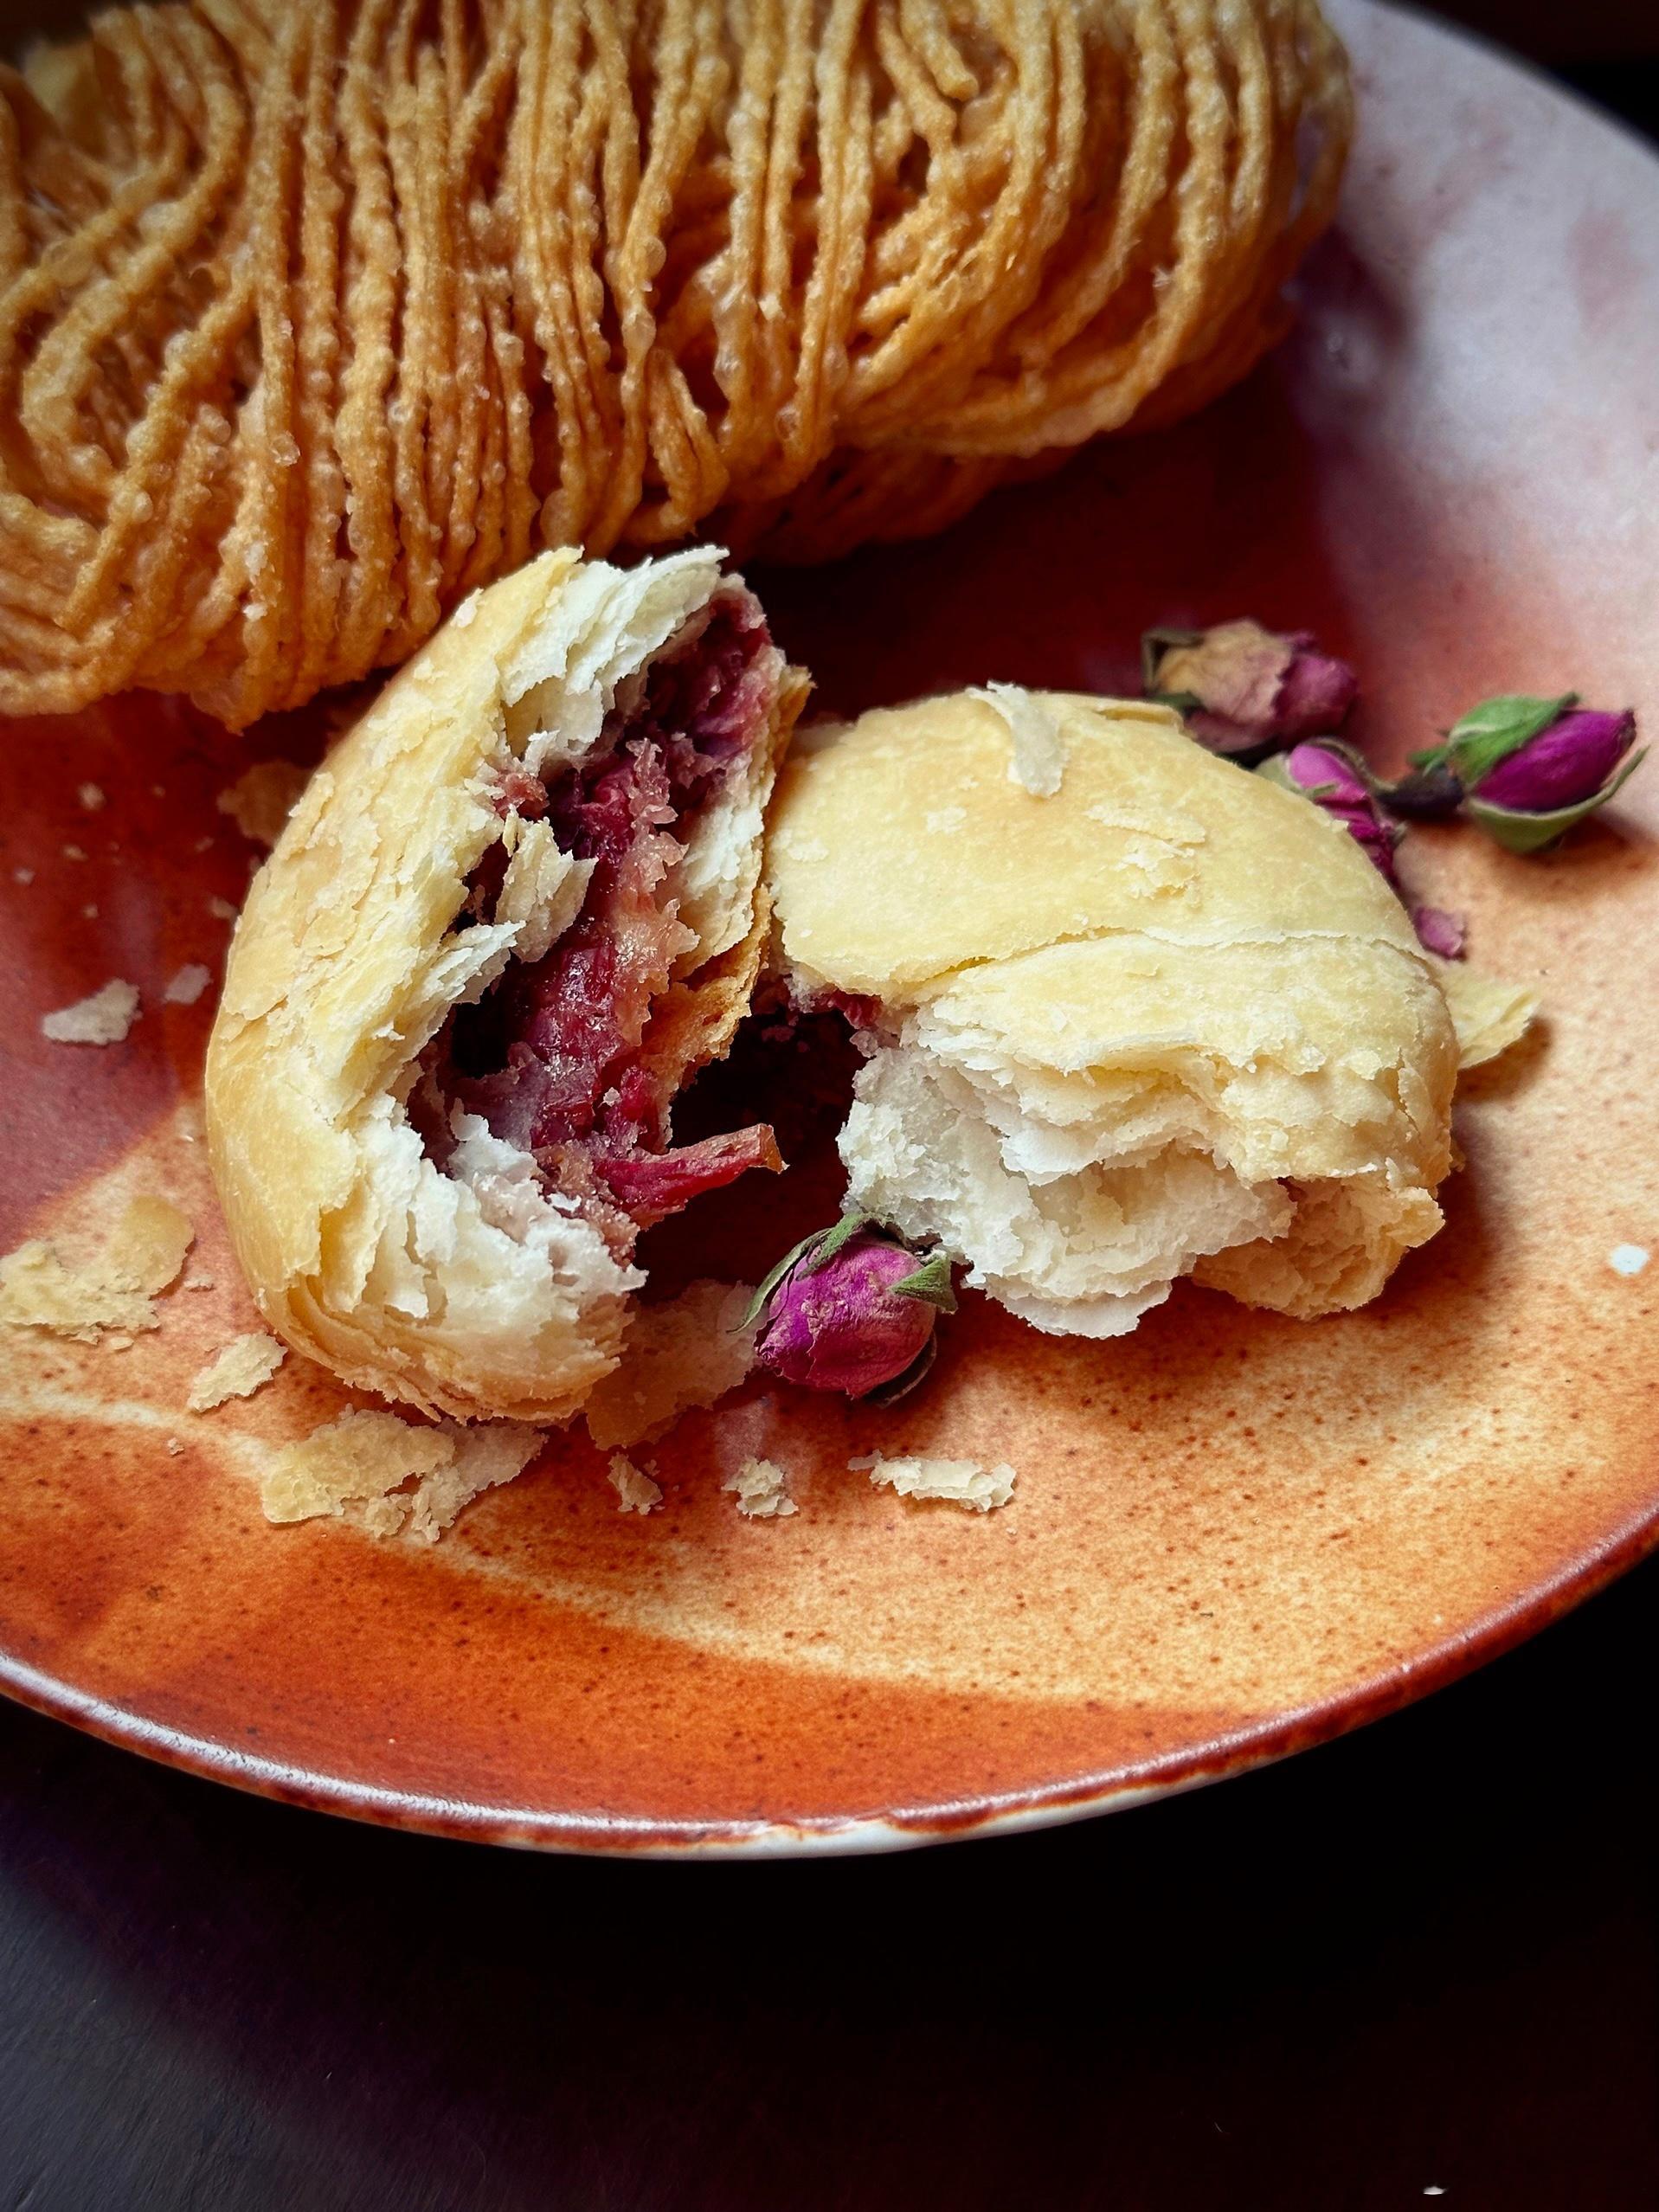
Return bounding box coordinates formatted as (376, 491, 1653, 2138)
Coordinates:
(1, 0, 1655, 1854)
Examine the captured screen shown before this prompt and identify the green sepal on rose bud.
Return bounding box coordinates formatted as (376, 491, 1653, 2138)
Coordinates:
(743, 1210, 958, 1321)
(1411, 692, 1579, 785)
(739, 1211, 870, 1328)
(886, 1249, 959, 1313)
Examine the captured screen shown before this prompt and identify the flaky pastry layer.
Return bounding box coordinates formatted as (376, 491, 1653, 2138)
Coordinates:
(208, 549, 804, 1420)
(767, 690, 1465, 1334)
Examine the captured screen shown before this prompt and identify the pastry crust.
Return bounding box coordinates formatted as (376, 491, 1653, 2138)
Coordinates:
(207, 548, 805, 1422)
(766, 690, 1462, 1334)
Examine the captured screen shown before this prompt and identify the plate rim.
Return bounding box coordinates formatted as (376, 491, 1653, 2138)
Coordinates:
(4, 1491, 1655, 1856)
(4, 0, 1658, 1858)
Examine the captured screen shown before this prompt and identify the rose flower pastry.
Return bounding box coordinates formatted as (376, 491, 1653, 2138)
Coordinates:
(206, 548, 806, 1421)
(765, 689, 1481, 1339)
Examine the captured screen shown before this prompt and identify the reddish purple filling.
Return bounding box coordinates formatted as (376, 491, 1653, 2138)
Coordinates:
(419, 590, 782, 1247)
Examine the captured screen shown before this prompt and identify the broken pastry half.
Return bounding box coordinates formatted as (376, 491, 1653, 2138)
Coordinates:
(765, 689, 1485, 1338)
(206, 548, 807, 1421)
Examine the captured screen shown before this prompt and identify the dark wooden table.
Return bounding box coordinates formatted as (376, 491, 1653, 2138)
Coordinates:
(1, 1553, 1654, 2210)
(4, 10, 1658, 2209)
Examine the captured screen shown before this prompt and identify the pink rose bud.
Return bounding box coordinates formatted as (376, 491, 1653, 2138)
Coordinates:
(1276, 641, 1361, 738)
(747, 1217, 955, 1399)
(1263, 741, 1401, 882)
(1471, 707, 1636, 812)
(1412, 694, 1644, 853)
(1143, 620, 1358, 760)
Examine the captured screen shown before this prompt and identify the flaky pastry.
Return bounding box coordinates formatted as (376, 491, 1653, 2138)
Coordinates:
(766, 690, 1472, 1335)
(207, 547, 806, 1420)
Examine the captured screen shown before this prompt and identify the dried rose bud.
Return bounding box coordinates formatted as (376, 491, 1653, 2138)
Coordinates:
(746, 1215, 955, 1399)
(1474, 707, 1634, 808)
(1259, 741, 1401, 882)
(1412, 904, 1467, 960)
(1143, 620, 1358, 760)
(1414, 694, 1644, 855)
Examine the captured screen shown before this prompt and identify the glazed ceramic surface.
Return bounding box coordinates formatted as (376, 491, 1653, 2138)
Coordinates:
(0, 0, 1655, 1853)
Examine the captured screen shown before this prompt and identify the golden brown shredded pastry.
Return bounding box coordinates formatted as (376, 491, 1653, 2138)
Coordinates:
(0, 0, 1349, 727)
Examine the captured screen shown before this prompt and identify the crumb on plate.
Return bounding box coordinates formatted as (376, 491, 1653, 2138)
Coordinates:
(852, 1450, 1016, 1511)
(584, 1281, 757, 1450)
(41, 978, 139, 1045)
(164, 963, 214, 1007)
(0, 1195, 193, 1344)
(723, 1456, 797, 1519)
(260, 1409, 542, 1540)
(187, 1331, 286, 1412)
(608, 1453, 663, 1514)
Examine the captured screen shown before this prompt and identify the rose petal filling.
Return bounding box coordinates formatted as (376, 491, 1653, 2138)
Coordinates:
(418, 591, 781, 1252)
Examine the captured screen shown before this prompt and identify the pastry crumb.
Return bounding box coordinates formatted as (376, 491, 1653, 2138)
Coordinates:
(584, 1282, 757, 1449)
(1427, 957, 1538, 1071)
(723, 1456, 797, 1519)
(165, 1437, 183, 1456)
(208, 895, 239, 923)
(260, 1408, 541, 1538)
(262, 1410, 450, 1527)
(77, 781, 106, 812)
(217, 760, 310, 848)
(42, 979, 139, 1045)
(61, 842, 87, 861)
(163, 962, 213, 1007)
(13, 866, 33, 884)
(608, 1453, 663, 1514)
(0, 1195, 193, 1344)
(852, 1450, 1016, 1511)
(188, 1331, 285, 1411)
